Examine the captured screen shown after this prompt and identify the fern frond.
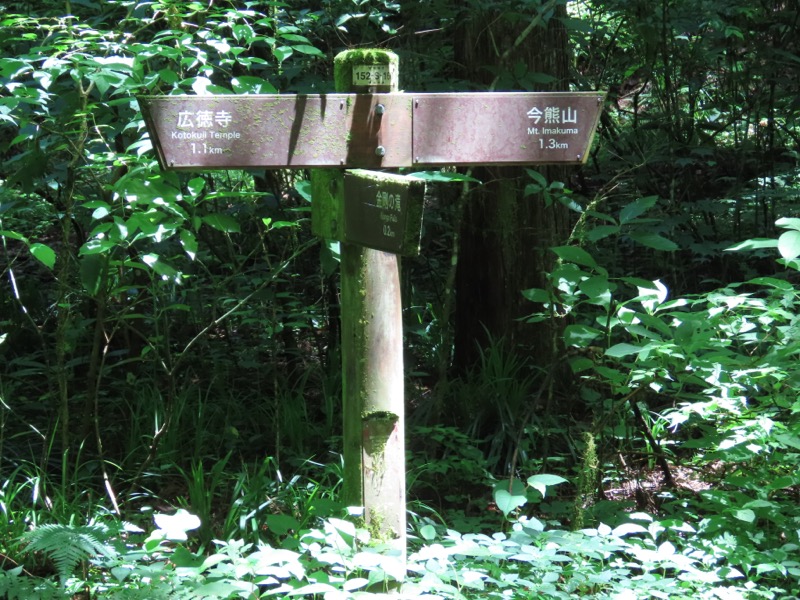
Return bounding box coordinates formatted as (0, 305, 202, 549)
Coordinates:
(22, 523, 117, 583)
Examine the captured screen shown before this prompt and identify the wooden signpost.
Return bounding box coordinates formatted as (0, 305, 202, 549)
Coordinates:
(138, 49, 604, 561)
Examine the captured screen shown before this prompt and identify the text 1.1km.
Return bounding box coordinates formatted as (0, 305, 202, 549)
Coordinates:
(191, 143, 224, 155)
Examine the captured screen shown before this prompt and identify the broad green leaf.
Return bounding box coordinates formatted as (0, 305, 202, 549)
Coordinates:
(80, 255, 105, 296)
(266, 514, 300, 536)
(186, 177, 205, 198)
(180, 229, 197, 260)
(202, 214, 240, 233)
(79, 239, 114, 255)
(775, 217, 800, 231)
(527, 474, 567, 498)
(521, 287, 550, 303)
(420, 524, 436, 541)
(731, 508, 755, 523)
(564, 324, 602, 346)
(552, 245, 597, 268)
(777, 230, 800, 260)
(580, 275, 613, 300)
(29, 243, 56, 269)
(605, 343, 642, 358)
(620, 195, 658, 224)
(292, 44, 324, 56)
(629, 232, 678, 251)
(586, 224, 619, 242)
(294, 180, 312, 202)
(195, 581, 257, 596)
(141, 253, 178, 279)
(725, 238, 778, 252)
(274, 46, 293, 63)
(493, 479, 527, 517)
(231, 76, 277, 94)
(0, 230, 27, 242)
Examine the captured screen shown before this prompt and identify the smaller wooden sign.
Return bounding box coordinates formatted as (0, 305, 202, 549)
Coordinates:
(343, 170, 425, 256)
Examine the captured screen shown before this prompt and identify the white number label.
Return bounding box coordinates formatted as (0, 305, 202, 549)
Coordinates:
(352, 65, 391, 86)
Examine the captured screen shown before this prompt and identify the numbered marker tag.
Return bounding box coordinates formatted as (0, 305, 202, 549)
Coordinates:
(352, 64, 391, 87)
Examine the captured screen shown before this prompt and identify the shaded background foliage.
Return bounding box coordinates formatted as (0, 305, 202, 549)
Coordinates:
(1, 3, 800, 590)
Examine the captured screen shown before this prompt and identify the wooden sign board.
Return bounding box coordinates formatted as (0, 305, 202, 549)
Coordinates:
(138, 94, 412, 170)
(412, 92, 603, 165)
(138, 92, 603, 170)
(343, 170, 425, 256)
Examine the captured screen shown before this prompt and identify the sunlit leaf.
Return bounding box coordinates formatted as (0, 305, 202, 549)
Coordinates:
(777, 230, 800, 260)
(564, 324, 602, 346)
(527, 474, 567, 498)
(153, 509, 201, 541)
(605, 343, 642, 358)
(29, 243, 56, 269)
(493, 479, 527, 517)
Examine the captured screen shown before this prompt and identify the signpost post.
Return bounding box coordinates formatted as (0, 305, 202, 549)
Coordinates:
(138, 49, 605, 560)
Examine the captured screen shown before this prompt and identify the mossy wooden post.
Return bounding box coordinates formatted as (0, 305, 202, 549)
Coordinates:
(316, 49, 406, 556)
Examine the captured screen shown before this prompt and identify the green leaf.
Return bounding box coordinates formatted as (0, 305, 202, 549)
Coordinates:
(202, 214, 240, 233)
(80, 255, 105, 296)
(629, 232, 678, 251)
(29, 243, 56, 269)
(180, 229, 197, 260)
(493, 479, 527, 517)
(420, 524, 436, 541)
(580, 275, 613, 300)
(292, 44, 324, 56)
(620, 195, 658, 224)
(605, 343, 642, 358)
(521, 287, 551, 303)
(564, 324, 602, 346)
(731, 508, 755, 523)
(586, 224, 620, 242)
(273, 46, 293, 63)
(552, 245, 597, 268)
(725, 238, 778, 252)
(141, 254, 178, 279)
(231, 76, 277, 94)
(776, 217, 800, 231)
(79, 239, 115, 255)
(778, 230, 800, 260)
(186, 177, 205, 198)
(266, 514, 300, 536)
(527, 474, 567, 498)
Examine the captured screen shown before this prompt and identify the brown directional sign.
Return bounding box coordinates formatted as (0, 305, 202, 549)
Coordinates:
(343, 170, 425, 256)
(138, 94, 412, 169)
(412, 92, 603, 165)
(138, 92, 603, 170)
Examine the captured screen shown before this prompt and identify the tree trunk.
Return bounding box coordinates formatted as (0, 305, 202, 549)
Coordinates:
(453, 4, 572, 380)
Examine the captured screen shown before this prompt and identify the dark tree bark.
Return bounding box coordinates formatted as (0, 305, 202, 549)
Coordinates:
(452, 4, 572, 382)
